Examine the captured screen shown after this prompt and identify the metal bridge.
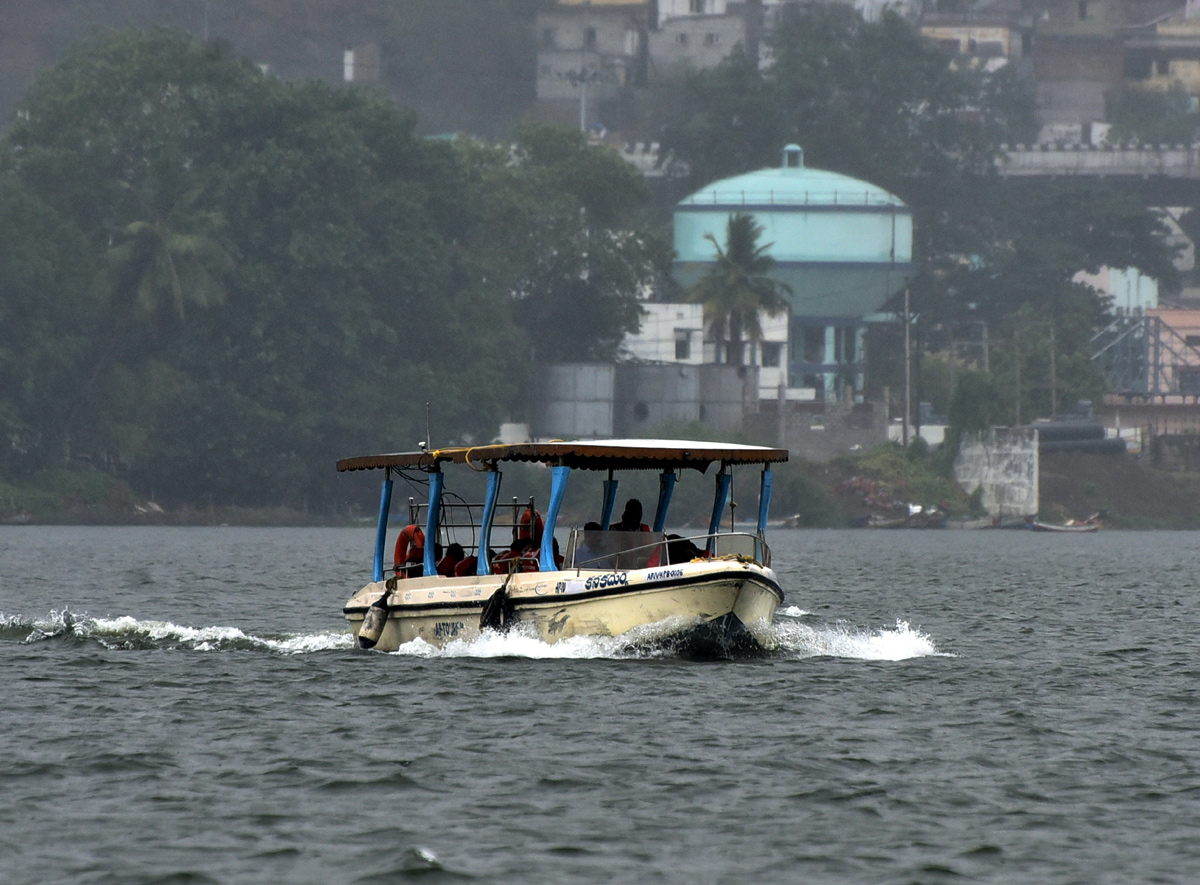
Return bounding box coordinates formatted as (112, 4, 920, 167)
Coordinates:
(1001, 144, 1200, 202)
(1091, 314, 1200, 398)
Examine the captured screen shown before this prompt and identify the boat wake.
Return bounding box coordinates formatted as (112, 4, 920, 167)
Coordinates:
(1, 610, 945, 661)
(0, 610, 353, 654)
(386, 614, 947, 661)
(391, 616, 705, 660)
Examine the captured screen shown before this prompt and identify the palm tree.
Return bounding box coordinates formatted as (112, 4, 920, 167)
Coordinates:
(62, 187, 234, 462)
(687, 213, 790, 366)
(97, 188, 233, 325)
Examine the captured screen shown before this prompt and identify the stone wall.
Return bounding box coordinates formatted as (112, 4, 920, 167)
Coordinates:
(953, 428, 1039, 518)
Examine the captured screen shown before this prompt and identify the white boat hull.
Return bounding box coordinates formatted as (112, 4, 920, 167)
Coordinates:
(344, 559, 783, 653)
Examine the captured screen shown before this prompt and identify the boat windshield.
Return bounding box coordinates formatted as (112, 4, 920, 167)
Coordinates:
(566, 529, 770, 570)
(567, 531, 663, 570)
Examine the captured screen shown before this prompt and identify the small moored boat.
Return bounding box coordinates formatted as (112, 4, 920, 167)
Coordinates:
(338, 440, 788, 654)
(1026, 514, 1102, 533)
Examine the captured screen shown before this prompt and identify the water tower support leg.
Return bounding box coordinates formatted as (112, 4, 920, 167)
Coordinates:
(824, 325, 837, 401)
(855, 326, 866, 394)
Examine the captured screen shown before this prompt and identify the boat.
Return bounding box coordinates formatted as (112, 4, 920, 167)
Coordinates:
(338, 439, 789, 654)
(1025, 514, 1102, 533)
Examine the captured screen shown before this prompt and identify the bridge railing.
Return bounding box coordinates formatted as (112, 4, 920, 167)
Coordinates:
(1002, 144, 1200, 178)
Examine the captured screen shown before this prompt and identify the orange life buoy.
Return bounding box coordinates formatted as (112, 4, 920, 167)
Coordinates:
(519, 507, 544, 543)
(393, 524, 425, 572)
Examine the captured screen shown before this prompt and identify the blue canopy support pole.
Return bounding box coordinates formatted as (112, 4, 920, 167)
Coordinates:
(476, 468, 503, 576)
(757, 468, 774, 537)
(372, 468, 393, 583)
(600, 469, 618, 530)
(423, 470, 444, 576)
(540, 465, 571, 572)
(652, 469, 676, 533)
(706, 467, 732, 555)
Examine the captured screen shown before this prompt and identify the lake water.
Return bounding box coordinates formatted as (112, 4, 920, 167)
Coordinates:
(2, 526, 1199, 884)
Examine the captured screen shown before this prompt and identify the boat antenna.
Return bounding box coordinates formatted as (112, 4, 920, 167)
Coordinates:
(425, 402, 432, 451)
(729, 468, 736, 533)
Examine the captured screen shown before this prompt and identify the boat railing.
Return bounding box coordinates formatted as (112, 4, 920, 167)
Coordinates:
(402, 495, 539, 558)
(566, 529, 770, 571)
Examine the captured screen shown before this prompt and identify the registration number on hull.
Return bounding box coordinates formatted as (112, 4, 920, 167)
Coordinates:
(433, 621, 465, 639)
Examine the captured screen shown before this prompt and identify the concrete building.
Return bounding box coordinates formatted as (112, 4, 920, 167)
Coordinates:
(648, 11, 746, 82)
(534, 0, 790, 129)
(536, 0, 648, 120)
(921, 11, 1029, 73)
(1032, 0, 1128, 141)
(1124, 6, 1200, 96)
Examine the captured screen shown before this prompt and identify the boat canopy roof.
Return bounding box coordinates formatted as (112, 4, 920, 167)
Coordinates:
(337, 439, 788, 474)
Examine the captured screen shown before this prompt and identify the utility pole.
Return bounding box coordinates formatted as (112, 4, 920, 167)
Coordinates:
(580, 74, 588, 132)
(903, 288, 911, 448)
(558, 69, 602, 133)
(1014, 328, 1022, 426)
(1049, 324, 1057, 417)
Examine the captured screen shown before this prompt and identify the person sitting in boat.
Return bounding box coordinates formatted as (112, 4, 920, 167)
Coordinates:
(666, 534, 705, 564)
(574, 522, 604, 568)
(493, 538, 536, 574)
(436, 542, 464, 577)
(612, 499, 650, 532)
(453, 554, 478, 577)
(518, 538, 544, 572)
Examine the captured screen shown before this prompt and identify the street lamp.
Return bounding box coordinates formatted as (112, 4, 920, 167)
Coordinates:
(558, 68, 605, 133)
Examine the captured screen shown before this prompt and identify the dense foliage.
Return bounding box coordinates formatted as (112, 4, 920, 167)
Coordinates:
(1107, 87, 1200, 146)
(0, 31, 660, 508)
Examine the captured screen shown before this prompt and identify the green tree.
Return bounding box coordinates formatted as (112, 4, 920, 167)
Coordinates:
(1, 30, 527, 506)
(0, 178, 96, 476)
(57, 186, 236, 462)
(944, 369, 1009, 454)
(686, 213, 790, 366)
(1107, 87, 1200, 145)
(459, 123, 670, 363)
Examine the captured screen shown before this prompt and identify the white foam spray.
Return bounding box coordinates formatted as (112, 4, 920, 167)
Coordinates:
(6, 610, 945, 661)
(10, 610, 353, 654)
(771, 618, 947, 661)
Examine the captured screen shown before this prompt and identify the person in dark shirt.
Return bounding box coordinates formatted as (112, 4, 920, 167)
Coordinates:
(612, 498, 649, 532)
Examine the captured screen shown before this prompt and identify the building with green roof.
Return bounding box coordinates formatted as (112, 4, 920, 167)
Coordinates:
(672, 145, 914, 400)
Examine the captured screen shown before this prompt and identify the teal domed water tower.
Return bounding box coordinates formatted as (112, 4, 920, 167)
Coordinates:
(673, 145, 914, 400)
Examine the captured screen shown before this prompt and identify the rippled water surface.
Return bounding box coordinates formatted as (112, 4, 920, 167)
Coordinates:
(3, 526, 1199, 884)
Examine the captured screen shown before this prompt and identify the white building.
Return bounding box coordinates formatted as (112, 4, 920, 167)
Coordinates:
(622, 302, 813, 401)
(1074, 266, 1159, 314)
(536, 0, 792, 115)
